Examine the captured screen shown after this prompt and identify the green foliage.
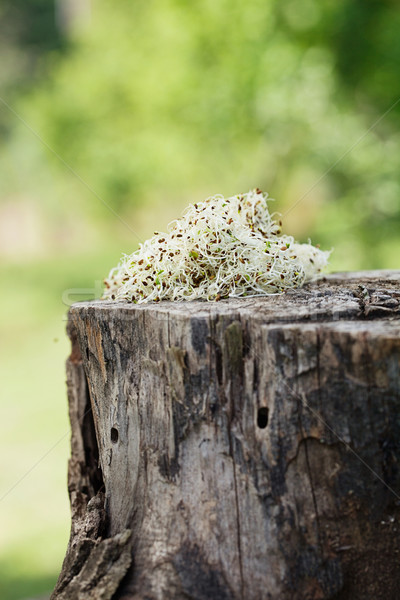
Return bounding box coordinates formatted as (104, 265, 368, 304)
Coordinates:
(5, 0, 397, 271)
(0, 0, 63, 118)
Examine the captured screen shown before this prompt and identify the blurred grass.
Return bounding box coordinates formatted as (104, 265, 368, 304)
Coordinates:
(0, 248, 124, 600)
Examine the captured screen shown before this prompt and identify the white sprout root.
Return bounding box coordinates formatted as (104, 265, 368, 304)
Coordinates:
(103, 189, 331, 303)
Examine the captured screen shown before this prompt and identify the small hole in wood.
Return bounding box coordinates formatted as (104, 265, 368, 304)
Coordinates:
(257, 407, 269, 429)
(110, 427, 119, 443)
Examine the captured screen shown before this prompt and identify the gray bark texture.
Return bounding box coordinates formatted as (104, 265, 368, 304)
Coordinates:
(53, 270, 400, 600)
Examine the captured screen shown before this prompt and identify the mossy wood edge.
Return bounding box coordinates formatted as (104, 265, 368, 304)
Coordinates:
(52, 270, 400, 600)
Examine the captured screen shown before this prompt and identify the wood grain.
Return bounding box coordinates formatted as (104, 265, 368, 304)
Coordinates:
(53, 271, 400, 599)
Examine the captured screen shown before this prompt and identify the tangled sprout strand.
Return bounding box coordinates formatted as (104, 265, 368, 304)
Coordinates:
(103, 189, 330, 303)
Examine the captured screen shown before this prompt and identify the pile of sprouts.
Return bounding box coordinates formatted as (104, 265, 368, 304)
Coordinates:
(103, 189, 330, 303)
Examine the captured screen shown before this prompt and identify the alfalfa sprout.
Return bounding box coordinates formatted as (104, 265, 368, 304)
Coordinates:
(103, 189, 330, 303)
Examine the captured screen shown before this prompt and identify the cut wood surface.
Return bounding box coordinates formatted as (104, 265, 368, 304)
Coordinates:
(53, 270, 400, 600)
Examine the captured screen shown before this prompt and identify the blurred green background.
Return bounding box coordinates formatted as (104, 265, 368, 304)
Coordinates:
(0, 0, 399, 598)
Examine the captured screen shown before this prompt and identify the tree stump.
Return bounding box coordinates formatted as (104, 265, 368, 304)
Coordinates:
(53, 271, 400, 600)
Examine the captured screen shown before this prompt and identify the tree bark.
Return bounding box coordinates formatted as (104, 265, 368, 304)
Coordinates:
(53, 270, 400, 600)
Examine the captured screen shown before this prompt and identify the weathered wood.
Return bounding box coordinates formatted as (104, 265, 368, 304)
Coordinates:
(54, 270, 400, 599)
(51, 322, 132, 600)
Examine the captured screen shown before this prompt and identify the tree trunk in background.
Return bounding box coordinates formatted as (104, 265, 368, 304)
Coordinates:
(52, 271, 400, 600)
